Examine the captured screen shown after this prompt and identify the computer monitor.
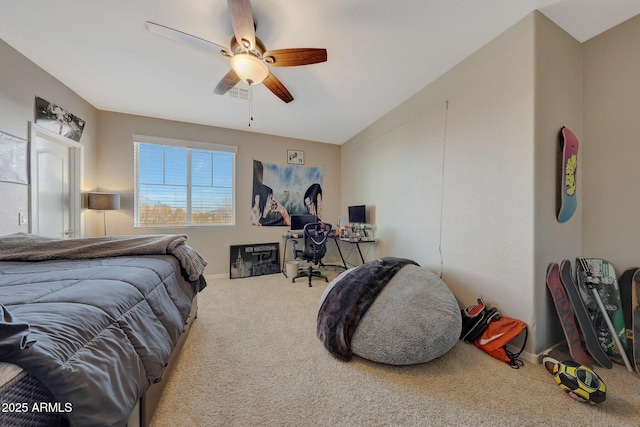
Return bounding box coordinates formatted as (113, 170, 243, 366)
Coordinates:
(348, 205, 366, 224)
(290, 214, 317, 231)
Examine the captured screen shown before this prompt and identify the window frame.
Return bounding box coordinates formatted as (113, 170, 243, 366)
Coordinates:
(133, 134, 237, 228)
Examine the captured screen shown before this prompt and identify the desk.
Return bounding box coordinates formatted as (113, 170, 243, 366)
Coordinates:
(281, 234, 376, 278)
(337, 238, 376, 265)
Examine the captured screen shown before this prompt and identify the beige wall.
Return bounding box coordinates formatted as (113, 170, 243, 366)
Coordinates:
(342, 15, 540, 352)
(340, 11, 640, 356)
(95, 111, 341, 275)
(582, 13, 640, 273)
(341, 12, 592, 356)
(0, 40, 99, 236)
(533, 13, 583, 353)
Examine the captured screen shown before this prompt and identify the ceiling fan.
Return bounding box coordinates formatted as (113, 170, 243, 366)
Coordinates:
(146, 0, 327, 103)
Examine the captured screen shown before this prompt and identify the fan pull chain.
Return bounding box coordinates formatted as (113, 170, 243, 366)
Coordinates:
(248, 86, 254, 127)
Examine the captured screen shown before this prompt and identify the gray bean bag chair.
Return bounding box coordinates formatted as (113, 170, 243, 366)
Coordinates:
(319, 261, 461, 365)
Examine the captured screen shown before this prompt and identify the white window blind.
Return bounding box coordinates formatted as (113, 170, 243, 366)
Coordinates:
(134, 136, 236, 227)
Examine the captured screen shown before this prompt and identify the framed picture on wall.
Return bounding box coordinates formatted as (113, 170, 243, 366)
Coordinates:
(287, 149, 304, 165)
(0, 130, 28, 185)
(34, 96, 86, 142)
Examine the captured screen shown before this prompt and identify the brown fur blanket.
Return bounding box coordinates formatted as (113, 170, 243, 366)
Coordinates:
(316, 257, 418, 361)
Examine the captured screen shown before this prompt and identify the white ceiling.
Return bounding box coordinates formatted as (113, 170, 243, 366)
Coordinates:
(1, 0, 639, 145)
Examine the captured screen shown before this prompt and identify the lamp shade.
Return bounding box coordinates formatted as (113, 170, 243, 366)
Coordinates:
(230, 53, 269, 85)
(88, 192, 120, 210)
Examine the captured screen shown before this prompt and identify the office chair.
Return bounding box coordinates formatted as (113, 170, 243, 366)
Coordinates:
(292, 222, 332, 287)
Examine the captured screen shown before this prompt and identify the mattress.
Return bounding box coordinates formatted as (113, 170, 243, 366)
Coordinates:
(0, 254, 205, 427)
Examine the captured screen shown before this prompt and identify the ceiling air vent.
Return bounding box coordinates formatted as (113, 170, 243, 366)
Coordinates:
(228, 87, 250, 100)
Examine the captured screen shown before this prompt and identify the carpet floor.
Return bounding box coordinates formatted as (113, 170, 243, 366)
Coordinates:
(149, 270, 640, 426)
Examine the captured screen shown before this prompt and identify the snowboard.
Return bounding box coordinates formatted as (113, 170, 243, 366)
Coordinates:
(557, 126, 579, 223)
(575, 258, 627, 365)
(546, 263, 592, 368)
(620, 268, 640, 373)
(559, 260, 612, 369)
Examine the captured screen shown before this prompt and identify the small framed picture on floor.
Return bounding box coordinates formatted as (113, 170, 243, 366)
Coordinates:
(230, 242, 281, 279)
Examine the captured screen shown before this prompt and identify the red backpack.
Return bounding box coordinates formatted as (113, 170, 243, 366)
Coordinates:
(474, 315, 528, 368)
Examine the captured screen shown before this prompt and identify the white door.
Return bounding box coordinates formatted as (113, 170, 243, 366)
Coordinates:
(30, 123, 81, 238)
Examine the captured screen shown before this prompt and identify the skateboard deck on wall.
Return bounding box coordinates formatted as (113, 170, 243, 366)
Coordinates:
(619, 267, 639, 372)
(559, 260, 612, 369)
(546, 263, 593, 368)
(557, 126, 579, 223)
(575, 258, 628, 366)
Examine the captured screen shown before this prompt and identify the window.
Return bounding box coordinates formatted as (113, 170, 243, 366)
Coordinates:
(134, 135, 236, 227)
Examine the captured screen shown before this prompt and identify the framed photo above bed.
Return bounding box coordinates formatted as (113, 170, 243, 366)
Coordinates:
(230, 242, 281, 279)
(35, 96, 86, 142)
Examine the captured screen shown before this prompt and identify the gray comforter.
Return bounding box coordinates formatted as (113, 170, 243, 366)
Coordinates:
(0, 233, 207, 281)
(0, 254, 204, 426)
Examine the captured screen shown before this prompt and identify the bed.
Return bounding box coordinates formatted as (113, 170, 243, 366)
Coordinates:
(0, 233, 207, 427)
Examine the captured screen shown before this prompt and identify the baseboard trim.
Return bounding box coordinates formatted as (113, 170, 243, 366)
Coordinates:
(205, 273, 227, 280)
(525, 341, 568, 365)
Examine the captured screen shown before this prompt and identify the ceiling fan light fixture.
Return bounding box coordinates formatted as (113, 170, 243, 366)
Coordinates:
(230, 53, 269, 85)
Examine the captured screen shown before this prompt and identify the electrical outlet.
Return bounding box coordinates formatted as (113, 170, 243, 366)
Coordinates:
(19, 212, 28, 225)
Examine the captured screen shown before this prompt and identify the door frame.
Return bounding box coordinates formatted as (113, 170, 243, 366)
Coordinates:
(29, 122, 83, 237)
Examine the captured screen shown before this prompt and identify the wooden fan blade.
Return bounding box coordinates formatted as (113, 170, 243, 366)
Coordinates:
(263, 48, 328, 67)
(213, 69, 241, 95)
(263, 72, 293, 103)
(146, 21, 231, 56)
(227, 0, 255, 51)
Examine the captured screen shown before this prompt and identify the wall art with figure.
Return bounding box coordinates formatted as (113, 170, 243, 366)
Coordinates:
(251, 160, 324, 226)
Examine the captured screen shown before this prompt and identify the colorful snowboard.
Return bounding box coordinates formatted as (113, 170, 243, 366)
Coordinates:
(557, 126, 579, 223)
(575, 258, 627, 365)
(619, 267, 638, 372)
(546, 263, 592, 368)
(559, 260, 612, 369)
